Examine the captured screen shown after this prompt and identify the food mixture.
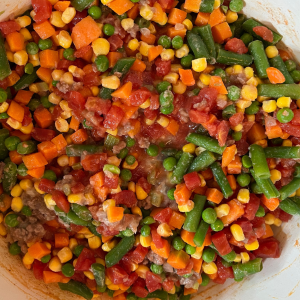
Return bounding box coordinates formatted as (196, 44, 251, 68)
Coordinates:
(0, 0, 300, 299)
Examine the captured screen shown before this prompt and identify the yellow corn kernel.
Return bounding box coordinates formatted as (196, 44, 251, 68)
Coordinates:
(23, 252, 34, 265)
(106, 128, 118, 136)
(102, 75, 120, 90)
(59, 101, 71, 114)
(235, 101, 251, 111)
(202, 262, 218, 274)
(88, 86, 99, 97)
(215, 204, 230, 218)
(67, 193, 83, 203)
(11, 184, 23, 198)
(233, 253, 242, 263)
(148, 23, 156, 34)
(105, 276, 113, 286)
(55, 117, 69, 133)
(161, 49, 174, 61)
(246, 76, 259, 87)
(282, 139, 293, 147)
(140, 5, 154, 20)
(49, 256, 62, 272)
(245, 240, 259, 251)
(157, 223, 173, 237)
(246, 114, 255, 122)
(135, 234, 140, 246)
(241, 85, 257, 101)
(136, 184, 148, 200)
(230, 224, 245, 241)
(182, 143, 196, 154)
(88, 236, 102, 249)
(96, 258, 105, 267)
(103, 199, 116, 212)
(182, 19, 193, 30)
(265, 213, 275, 225)
(16, 16, 31, 28)
(290, 192, 296, 198)
(102, 240, 118, 252)
(145, 117, 156, 125)
(19, 179, 33, 191)
(6, 51, 14, 62)
(139, 41, 153, 57)
(191, 247, 203, 259)
(131, 206, 142, 216)
(14, 50, 28, 66)
(240, 252, 250, 264)
(101, 0, 114, 4)
(274, 218, 282, 227)
(277, 97, 292, 108)
(50, 11, 66, 28)
(178, 200, 194, 212)
(7, 117, 22, 130)
(226, 10, 238, 23)
(262, 100, 277, 113)
(136, 265, 150, 279)
(0, 102, 9, 113)
(34, 181, 45, 194)
(60, 71, 74, 85)
(175, 44, 190, 59)
(0, 213, 3, 224)
(163, 72, 179, 84)
(157, 115, 170, 128)
(44, 193, 56, 210)
(49, 92, 62, 105)
(232, 65, 244, 74)
(73, 258, 78, 267)
(51, 70, 64, 81)
(121, 18, 134, 31)
(237, 189, 250, 204)
(244, 67, 254, 79)
(107, 156, 121, 167)
(198, 174, 206, 187)
(173, 80, 187, 94)
(62, 7, 76, 24)
(57, 247, 73, 263)
(232, 124, 243, 132)
(192, 58, 207, 73)
(84, 271, 95, 280)
(68, 238, 78, 251)
(69, 65, 85, 78)
(270, 169, 281, 184)
(128, 182, 136, 192)
(0, 223, 7, 236)
(20, 122, 33, 134)
(140, 99, 151, 109)
(92, 38, 110, 56)
(265, 46, 279, 59)
(297, 99, 300, 108)
(171, 64, 182, 73)
(11, 197, 23, 213)
(30, 10, 36, 19)
(140, 235, 152, 248)
(157, 13, 168, 26)
(128, 39, 140, 51)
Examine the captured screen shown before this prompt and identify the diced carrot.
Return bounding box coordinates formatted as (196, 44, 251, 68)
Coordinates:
(45, 219, 60, 228)
(265, 124, 283, 139)
(7, 101, 25, 123)
(227, 155, 242, 174)
(179, 69, 195, 86)
(107, 52, 123, 68)
(78, 86, 93, 98)
(166, 118, 179, 136)
(211, 22, 232, 44)
(151, 240, 170, 259)
(152, 3, 166, 24)
(71, 16, 102, 49)
(194, 186, 208, 195)
(130, 59, 146, 72)
(167, 27, 187, 39)
(51, 134, 67, 151)
(248, 122, 267, 143)
(222, 144, 237, 167)
(36, 67, 53, 84)
(39, 50, 59, 69)
(27, 166, 45, 178)
(227, 175, 237, 190)
(28, 242, 51, 260)
(208, 273, 218, 280)
(167, 250, 190, 269)
(168, 8, 187, 25)
(14, 90, 34, 105)
(208, 8, 226, 28)
(90, 171, 105, 187)
(209, 76, 228, 94)
(107, 206, 124, 223)
(43, 271, 63, 284)
(23, 152, 48, 170)
(107, 0, 134, 15)
(69, 156, 80, 167)
(262, 224, 274, 239)
(229, 236, 245, 247)
(113, 101, 139, 120)
(6, 31, 24, 52)
(141, 33, 156, 45)
(114, 293, 126, 300)
(261, 195, 280, 211)
(38, 141, 58, 161)
(278, 49, 291, 61)
(128, 119, 141, 137)
(101, 235, 113, 243)
(181, 229, 196, 247)
(195, 12, 210, 26)
(33, 21, 56, 40)
(34, 106, 53, 128)
(266, 67, 285, 84)
(203, 64, 215, 74)
(113, 290, 126, 297)
(184, 0, 201, 13)
(9, 151, 23, 165)
(205, 188, 223, 204)
(282, 132, 290, 139)
(221, 199, 245, 226)
(184, 288, 198, 295)
(6, 71, 20, 87)
(111, 82, 133, 99)
(55, 233, 69, 248)
(70, 129, 88, 144)
(201, 168, 213, 180)
(127, 3, 139, 19)
(168, 211, 186, 229)
(69, 116, 80, 131)
(54, 1, 70, 11)
(174, 183, 192, 205)
(148, 45, 163, 62)
(191, 258, 203, 273)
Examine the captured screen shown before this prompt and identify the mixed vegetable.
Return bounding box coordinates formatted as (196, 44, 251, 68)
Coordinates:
(0, 0, 299, 299)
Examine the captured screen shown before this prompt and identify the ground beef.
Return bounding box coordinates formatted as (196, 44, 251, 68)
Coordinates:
(178, 108, 189, 124)
(147, 250, 165, 265)
(179, 273, 200, 288)
(137, 196, 152, 210)
(112, 141, 126, 154)
(0, 162, 5, 181)
(163, 262, 174, 273)
(138, 137, 150, 149)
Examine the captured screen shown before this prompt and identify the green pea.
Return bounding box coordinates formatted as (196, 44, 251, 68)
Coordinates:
(172, 236, 186, 251)
(118, 13, 128, 21)
(9, 242, 21, 255)
(201, 273, 210, 286)
(285, 60, 297, 72)
(163, 157, 177, 171)
(222, 104, 236, 120)
(28, 98, 40, 111)
(5, 214, 19, 228)
(291, 70, 300, 83)
(103, 24, 115, 36)
(135, 17, 150, 29)
(181, 54, 194, 68)
(17, 140, 37, 155)
(122, 228, 134, 237)
(172, 36, 183, 49)
(147, 144, 159, 157)
(40, 96, 53, 108)
(150, 264, 163, 274)
(26, 42, 39, 55)
(141, 225, 151, 237)
(158, 35, 171, 49)
(103, 164, 120, 174)
(21, 205, 32, 217)
(141, 216, 155, 225)
(277, 108, 294, 123)
(120, 169, 132, 181)
(227, 85, 241, 101)
(73, 245, 85, 257)
(43, 169, 57, 182)
(185, 244, 196, 255)
(245, 101, 259, 115)
(118, 148, 129, 159)
(62, 263, 75, 277)
(202, 208, 217, 224)
(38, 39, 53, 50)
(95, 55, 109, 72)
(52, 80, 59, 87)
(125, 155, 136, 165)
(167, 188, 175, 200)
(17, 163, 28, 176)
(41, 254, 51, 263)
(255, 205, 265, 217)
(202, 247, 216, 263)
(160, 103, 174, 115)
(63, 48, 76, 61)
(157, 81, 171, 94)
(242, 155, 252, 168)
(232, 131, 242, 141)
(212, 68, 227, 82)
(229, 0, 244, 12)
(5, 136, 21, 151)
(126, 136, 135, 147)
(25, 63, 34, 74)
(237, 173, 251, 187)
(251, 182, 262, 194)
(211, 219, 224, 232)
(88, 6, 102, 19)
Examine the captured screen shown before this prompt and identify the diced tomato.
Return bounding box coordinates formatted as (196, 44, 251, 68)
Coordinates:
(184, 172, 201, 191)
(153, 207, 173, 223)
(52, 105, 63, 121)
(75, 248, 96, 271)
(132, 278, 149, 298)
(217, 120, 230, 147)
(244, 194, 260, 221)
(235, 219, 253, 233)
(151, 227, 164, 249)
(52, 190, 70, 213)
(229, 112, 244, 127)
(15, 65, 25, 77)
(211, 231, 232, 256)
(104, 174, 119, 189)
(280, 123, 300, 138)
(83, 71, 101, 87)
(254, 238, 280, 258)
(144, 108, 158, 120)
(213, 275, 226, 284)
(70, 169, 89, 185)
(0, 20, 21, 35)
(69, 91, 86, 111)
(97, 223, 119, 236)
(146, 271, 162, 293)
(189, 110, 210, 124)
(278, 209, 292, 222)
(22, 107, 32, 127)
(158, 0, 175, 10)
(32, 260, 46, 281)
(124, 71, 143, 89)
(71, 271, 86, 284)
(155, 58, 171, 77)
(31, 128, 56, 142)
(108, 35, 124, 51)
(188, 87, 218, 113)
(120, 253, 135, 273)
(216, 256, 234, 280)
(85, 97, 112, 115)
(107, 265, 128, 285)
(32, 0, 52, 24)
(236, 139, 249, 156)
(130, 244, 149, 264)
(150, 94, 160, 110)
(113, 190, 137, 208)
(291, 109, 300, 125)
(81, 153, 107, 172)
(70, 223, 84, 233)
(162, 278, 175, 292)
(103, 106, 125, 130)
(74, 45, 91, 58)
(251, 217, 266, 239)
(253, 26, 273, 43)
(129, 87, 152, 106)
(123, 272, 138, 287)
(224, 38, 248, 54)
(71, 182, 85, 194)
(177, 260, 193, 275)
(138, 177, 152, 194)
(39, 178, 55, 193)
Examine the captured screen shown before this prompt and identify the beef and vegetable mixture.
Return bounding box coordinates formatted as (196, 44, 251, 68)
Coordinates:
(0, 0, 300, 298)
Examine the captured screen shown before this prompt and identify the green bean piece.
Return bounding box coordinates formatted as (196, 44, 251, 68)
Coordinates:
(240, 33, 253, 46)
(87, 223, 102, 238)
(248, 40, 270, 79)
(279, 198, 300, 215)
(210, 162, 233, 198)
(0, 33, 11, 80)
(193, 220, 210, 247)
(13, 67, 38, 91)
(183, 195, 206, 232)
(3, 161, 17, 193)
(232, 14, 246, 38)
(216, 49, 253, 67)
(70, 0, 94, 12)
(105, 236, 135, 267)
(258, 84, 300, 99)
(105, 134, 120, 150)
(197, 25, 217, 63)
(59, 280, 93, 300)
(66, 145, 104, 156)
(187, 150, 216, 173)
(200, 0, 214, 12)
(71, 203, 93, 221)
(232, 258, 263, 281)
(285, 60, 297, 72)
(249, 144, 271, 179)
(91, 263, 105, 288)
(9, 242, 21, 255)
(146, 291, 168, 300)
(170, 152, 194, 184)
(186, 133, 226, 155)
(187, 32, 210, 61)
(209, 243, 237, 262)
(269, 55, 294, 84)
(67, 211, 90, 226)
(17, 141, 37, 155)
(264, 147, 300, 159)
(279, 177, 300, 201)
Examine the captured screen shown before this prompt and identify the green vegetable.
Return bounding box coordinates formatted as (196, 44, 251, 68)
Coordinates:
(4, 136, 21, 151)
(66, 145, 104, 156)
(258, 84, 300, 99)
(88, 6, 102, 19)
(71, 203, 92, 221)
(91, 263, 105, 287)
(240, 33, 253, 46)
(170, 152, 194, 184)
(255, 205, 265, 217)
(172, 36, 183, 49)
(147, 144, 159, 157)
(5, 213, 19, 228)
(210, 162, 233, 198)
(279, 177, 300, 200)
(249, 144, 271, 179)
(172, 236, 186, 251)
(163, 157, 177, 171)
(202, 247, 216, 263)
(202, 208, 217, 224)
(229, 0, 244, 12)
(269, 55, 294, 84)
(9, 242, 21, 255)
(103, 24, 115, 36)
(237, 173, 251, 187)
(70, 0, 94, 12)
(67, 211, 90, 226)
(187, 32, 210, 61)
(197, 25, 217, 63)
(13, 67, 38, 91)
(210, 219, 224, 232)
(227, 85, 241, 101)
(188, 150, 216, 173)
(279, 198, 300, 215)
(277, 108, 294, 123)
(26, 42, 39, 55)
(200, 0, 214, 13)
(38, 38, 53, 50)
(62, 263, 75, 277)
(150, 264, 163, 274)
(216, 49, 253, 67)
(0, 32, 11, 80)
(17, 140, 37, 155)
(158, 35, 171, 49)
(232, 258, 263, 281)
(3, 161, 17, 193)
(59, 280, 93, 300)
(95, 55, 109, 72)
(193, 220, 210, 247)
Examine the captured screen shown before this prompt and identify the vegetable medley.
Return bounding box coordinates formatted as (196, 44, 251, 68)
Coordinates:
(0, 0, 300, 299)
